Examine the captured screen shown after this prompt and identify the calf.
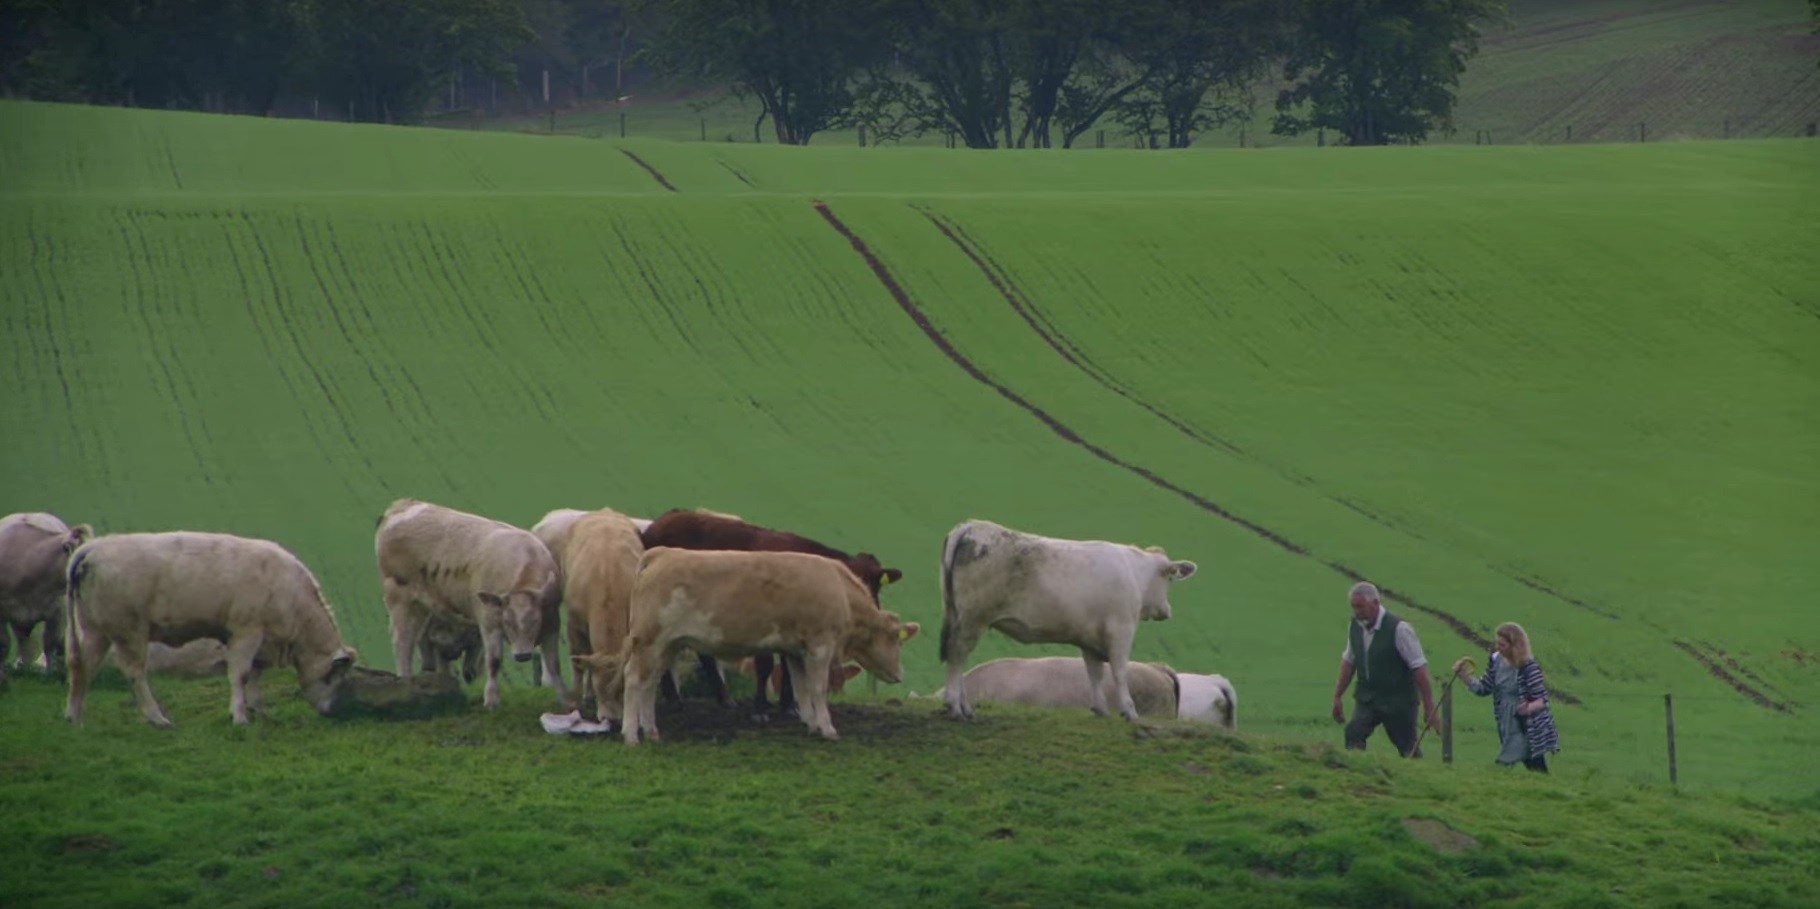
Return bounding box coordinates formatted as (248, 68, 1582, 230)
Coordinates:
(64, 531, 358, 727)
(0, 512, 93, 673)
(375, 499, 564, 709)
(577, 547, 918, 745)
(939, 519, 1197, 722)
(639, 508, 903, 712)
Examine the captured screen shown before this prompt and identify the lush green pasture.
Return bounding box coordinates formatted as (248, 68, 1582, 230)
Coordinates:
(2, 100, 1817, 804)
(477, 0, 1820, 148)
(3, 673, 1817, 909)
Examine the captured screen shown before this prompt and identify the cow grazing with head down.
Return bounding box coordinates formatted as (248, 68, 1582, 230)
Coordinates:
(576, 547, 918, 745)
(638, 508, 904, 713)
(939, 519, 1198, 722)
(375, 499, 565, 709)
(1, 512, 94, 674)
(63, 531, 358, 727)
(540, 508, 644, 722)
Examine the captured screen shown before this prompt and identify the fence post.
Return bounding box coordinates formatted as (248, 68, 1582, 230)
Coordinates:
(1640, 121, 1647, 143)
(700, 118, 706, 141)
(1665, 693, 1678, 786)
(1565, 124, 1571, 142)
(1808, 122, 1817, 138)
(1097, 129, 1105, 149)
(859, 124, 867, 147)
(619, 112, 626, 138)
(1723, 119, 1729, 140)
(1441, 683, 1454, 764)
(1318, 129, 1325, 147)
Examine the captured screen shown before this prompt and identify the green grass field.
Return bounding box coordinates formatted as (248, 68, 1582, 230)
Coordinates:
(475, 0, 1820, 147)
(1, 96, 1817, 906)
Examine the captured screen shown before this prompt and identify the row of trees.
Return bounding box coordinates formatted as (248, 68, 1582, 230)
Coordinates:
(0, 0, 1507, 147)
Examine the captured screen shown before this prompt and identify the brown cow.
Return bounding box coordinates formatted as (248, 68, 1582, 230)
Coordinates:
(576, 547, 919, 745)
(638, 509, 904, 712)
(0, 512, 94, 674)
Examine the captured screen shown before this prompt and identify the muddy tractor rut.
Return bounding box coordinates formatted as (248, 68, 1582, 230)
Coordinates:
(807, 199, 1807, 714)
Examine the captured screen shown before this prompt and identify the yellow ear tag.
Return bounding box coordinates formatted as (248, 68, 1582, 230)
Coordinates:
(879, 574, 894, 587)
(897, 627, 910, 642)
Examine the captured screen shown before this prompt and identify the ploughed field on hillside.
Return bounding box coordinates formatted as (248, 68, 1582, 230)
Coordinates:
(1, 100, 1817, 795)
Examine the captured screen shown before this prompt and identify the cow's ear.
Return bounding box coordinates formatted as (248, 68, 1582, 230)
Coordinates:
(898, 621, 922, 643)
(883, 568, 904, 585)
(332, 646, 358, 673)
(1168, 560, 1198, 581)
(477, 592, 505, 610)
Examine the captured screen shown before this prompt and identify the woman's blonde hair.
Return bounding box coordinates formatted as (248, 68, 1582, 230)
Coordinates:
(1495, 622, 1533, 665)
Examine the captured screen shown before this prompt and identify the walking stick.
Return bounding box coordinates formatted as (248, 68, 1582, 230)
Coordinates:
(1415, 656, 1476, 753)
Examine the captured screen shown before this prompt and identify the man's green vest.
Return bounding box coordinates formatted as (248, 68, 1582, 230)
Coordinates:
(1350, 610, 1415, 711)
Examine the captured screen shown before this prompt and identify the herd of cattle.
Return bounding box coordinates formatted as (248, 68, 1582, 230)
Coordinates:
(0, 504, 1236, 745)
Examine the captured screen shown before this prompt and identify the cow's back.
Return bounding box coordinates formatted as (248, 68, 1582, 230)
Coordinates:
(631, 548, 848, 647)
(378, 500, 554, 600)
(0, 513, 73, 591)
(958, 656, 1177, 718)
(73, 532, 327, 632)
(564, 510, 645, 639)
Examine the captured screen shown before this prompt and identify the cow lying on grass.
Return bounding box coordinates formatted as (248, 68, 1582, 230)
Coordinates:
(917, 656, 1236, 728)
(64, 531, 358, 727)
(939, 519, 1198, 722)
(575, 547, 918, 744)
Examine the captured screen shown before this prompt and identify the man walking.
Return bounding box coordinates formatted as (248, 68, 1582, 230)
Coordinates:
(1331, 581, 1439, 757)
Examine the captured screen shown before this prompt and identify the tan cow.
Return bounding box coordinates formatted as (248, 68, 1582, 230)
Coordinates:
(64, 532, 358, 727)
(577, 547, 918, 745)
(0, 512, 93, 673)
(550, 508, 644, 721)
(376, 499, 565, 709)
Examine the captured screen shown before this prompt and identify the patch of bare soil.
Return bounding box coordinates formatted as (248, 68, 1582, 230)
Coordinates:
(1402, 817, 1480, 853)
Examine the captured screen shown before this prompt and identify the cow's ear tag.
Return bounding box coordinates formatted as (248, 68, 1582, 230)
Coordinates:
(879, 574, 894, 587)
(897, 627, 910, 642)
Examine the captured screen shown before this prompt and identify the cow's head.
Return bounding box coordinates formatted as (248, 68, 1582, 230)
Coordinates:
(848, 614, 919, 684)
(1141, 550, 1198, 621)
(571, 652, 627, 722)
(846, 553, 905, 601)
(298, 645, 359, 715)
(479, 591, 543, 661)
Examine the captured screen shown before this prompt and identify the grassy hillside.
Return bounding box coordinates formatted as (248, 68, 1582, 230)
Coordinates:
(3, 674, 1817, 909)
(2, 99, 1818, 812)
(481, 0, 1820, 147)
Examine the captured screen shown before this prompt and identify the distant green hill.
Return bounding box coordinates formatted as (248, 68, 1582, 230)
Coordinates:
(477, 0, 1820, 147)
(1, 99, 1816, 799)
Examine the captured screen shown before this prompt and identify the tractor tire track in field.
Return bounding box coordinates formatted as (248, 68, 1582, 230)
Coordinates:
(608, 219, 703, 355)
(715, 159, 756, 188)
(121, 210, 213, 484)
(1673, 641, 1794, 713)
(927, 210, 1631, 630)
(809, 200, 1570, 698)
(916, 205, 1245, 459)
(319, 222, 458, 495)
(416, 221, 558, 423)
(227, 212, 373, 499)
(27, 212, 106, 481)
(482, 224, 609, 460)
(620, 149, 678, 193)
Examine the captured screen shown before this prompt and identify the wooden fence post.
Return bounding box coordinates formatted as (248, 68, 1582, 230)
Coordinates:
(700, 118, 706, 141)
(1565, 124, 1571, 141)
(859, 124, 867, 147)
(1723, 119, 1729, 140)
(1665, 693, 1678, 786)
(1097, 129, 1105, 149)
(1441, 683, 1454, 764)
(1640, 121, 1647, 143)
(619, 112, 626, 138)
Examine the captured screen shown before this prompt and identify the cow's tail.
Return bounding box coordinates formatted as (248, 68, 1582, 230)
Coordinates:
(1219, 676, 1237, 729)
(64, 545, 95, 676)
(938, 524, 965, 665)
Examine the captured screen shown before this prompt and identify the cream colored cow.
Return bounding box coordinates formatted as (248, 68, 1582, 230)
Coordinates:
(376, 499, 565, 709)
(64, 531, 357, 727)
(0, 512, 93, 672)
(547, 508, 644, 722)
(577, 547, 918, 745)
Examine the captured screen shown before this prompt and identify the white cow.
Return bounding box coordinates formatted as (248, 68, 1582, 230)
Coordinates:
(376, 499, 564, 709)
(1177, 672, 1237, 729)
(0, 512, 93, 672)
(939, 519, 1198, 722)
(64, 531, 358, 727)
(919, 657, 1237, 728)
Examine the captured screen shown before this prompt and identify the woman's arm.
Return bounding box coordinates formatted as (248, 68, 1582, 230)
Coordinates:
(1517, 660, 1549, 715)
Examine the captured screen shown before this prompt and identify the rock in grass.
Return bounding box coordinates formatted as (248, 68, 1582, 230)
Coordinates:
(331, 667, 468, 720)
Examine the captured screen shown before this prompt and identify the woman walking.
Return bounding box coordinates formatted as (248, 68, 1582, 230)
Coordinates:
(1453, 622, 1559, 772)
